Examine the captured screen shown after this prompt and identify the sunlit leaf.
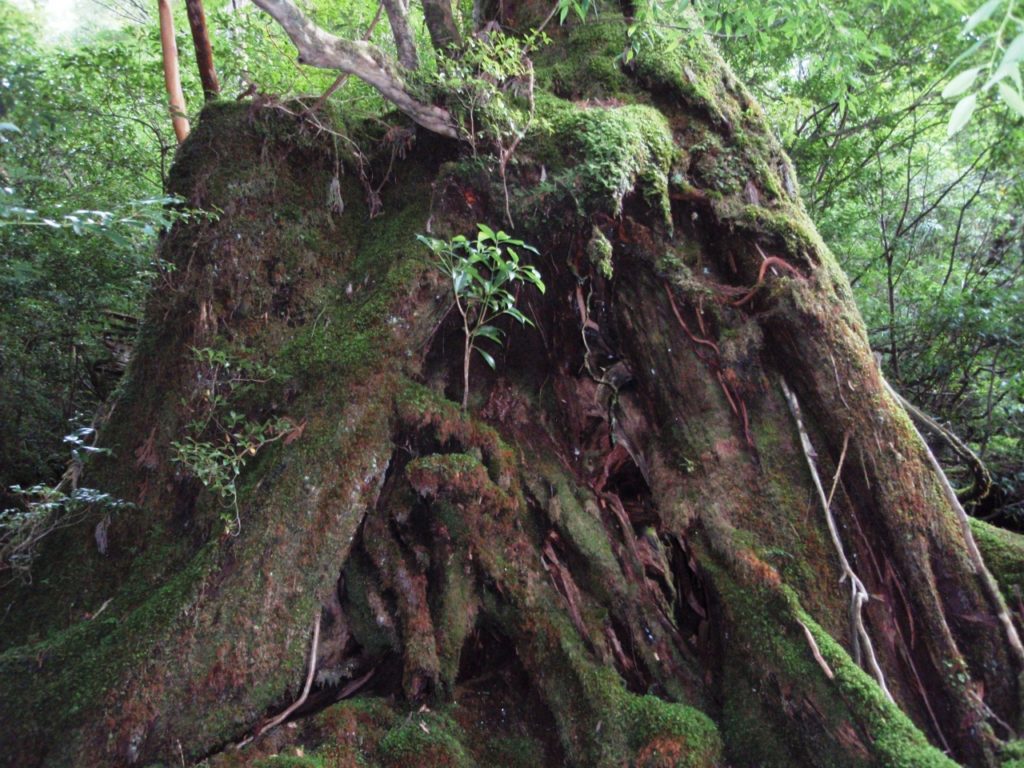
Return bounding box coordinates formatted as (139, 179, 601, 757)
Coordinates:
(1004, 33, 1024, 67)
(476, 347, 497, 369)
(943, 67, 982, 98)
(965, 0, 1002, 33)
(998, 81, 1024, 117)
(474, 325, 503, 343)
(947, 92, 978, 136)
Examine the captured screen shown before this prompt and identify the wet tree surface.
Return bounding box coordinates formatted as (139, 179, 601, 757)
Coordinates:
(4, 15, 1024, 768)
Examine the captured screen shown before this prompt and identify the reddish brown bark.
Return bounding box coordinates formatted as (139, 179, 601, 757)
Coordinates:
(185, 0, 220, 101)
(157, 0, 189, 143)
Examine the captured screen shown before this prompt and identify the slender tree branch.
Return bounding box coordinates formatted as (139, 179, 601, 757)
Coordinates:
(158, 0, 190, 143)
(185, 0, 220, 100)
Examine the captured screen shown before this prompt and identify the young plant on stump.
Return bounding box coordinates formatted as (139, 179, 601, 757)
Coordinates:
(418, 224, 544, 409)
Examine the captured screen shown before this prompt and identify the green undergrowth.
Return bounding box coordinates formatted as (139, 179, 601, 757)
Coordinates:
(1001, 739, 1024, 766)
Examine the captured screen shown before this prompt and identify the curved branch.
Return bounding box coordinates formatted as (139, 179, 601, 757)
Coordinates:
(250, 0, 458, 138)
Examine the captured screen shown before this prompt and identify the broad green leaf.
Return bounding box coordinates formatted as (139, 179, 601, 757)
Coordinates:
(964, 0, 1002, 33)
(475, 347, 497, 369)
(505, 307, 528, 324)
(474, 325, 504, 343)
(947, 92, 978, 136)
(998, 81, 1024, 117)
(943, 67, 982, 98)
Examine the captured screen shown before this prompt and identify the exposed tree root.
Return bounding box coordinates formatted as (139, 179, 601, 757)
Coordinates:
(252, 608, 323, 742)
(781, 377, 893, 702)
(884, 378, 1024, 703)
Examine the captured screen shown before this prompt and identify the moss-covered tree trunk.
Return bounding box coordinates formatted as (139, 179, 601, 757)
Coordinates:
(4, 15, 1024, 768)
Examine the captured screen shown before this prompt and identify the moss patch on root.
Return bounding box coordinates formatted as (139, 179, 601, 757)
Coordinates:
(378, 709, 472, 768)
(534, 21, 633, 101)
(704, 545, 957, 768)
(971, 518, 1024, 599)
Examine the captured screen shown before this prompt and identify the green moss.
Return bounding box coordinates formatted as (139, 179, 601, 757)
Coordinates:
(378, 710, 472, 768)
(700, 549, 956, 768)
(535, 21, 633, 100)
(476, 735, 546, 768)
(527, 99, 674, 220)
(278, 198, 431, 382)
(788, 592, 958, 768)
(0, 540, 218, 760)
(970, 518, 1024, 598)
(631, 11, 734, 125)
(624, 694, 722, 767)
(720, 662, 800, 767)
(255, 756, 325, 768)
(732, 202, 828, 258)
(431, 532, 476, 694)
(587, 225, 615, 279)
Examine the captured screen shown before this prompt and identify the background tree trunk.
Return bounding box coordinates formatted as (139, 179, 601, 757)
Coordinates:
(184, 0, 220, 101)
(2, 16, 1023, 768)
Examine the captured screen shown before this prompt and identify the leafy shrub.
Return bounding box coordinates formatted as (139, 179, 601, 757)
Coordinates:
(417, 224, 545, 409)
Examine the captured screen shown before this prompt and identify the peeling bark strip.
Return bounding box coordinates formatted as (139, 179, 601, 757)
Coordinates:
(249, 0, 459, 138)
(184, 0, 220, 100)
(158, 0, 189, 143)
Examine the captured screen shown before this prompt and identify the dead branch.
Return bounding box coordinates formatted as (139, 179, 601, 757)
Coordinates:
(887, 382, 992, 504)
(797, 618, 834, 679)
